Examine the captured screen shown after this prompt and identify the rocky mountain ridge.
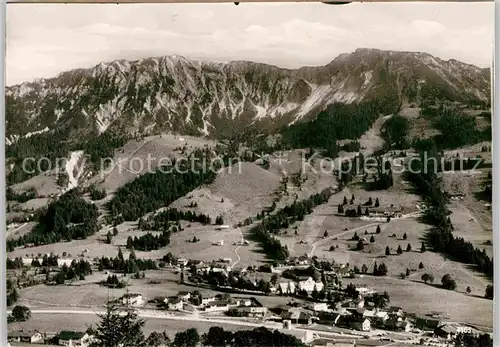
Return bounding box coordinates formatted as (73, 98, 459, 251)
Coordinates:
(6, 48, 491, 142)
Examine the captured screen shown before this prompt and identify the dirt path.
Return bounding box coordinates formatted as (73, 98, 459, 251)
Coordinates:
(308, 211, 422, 257)
(231, 227, 244, 268)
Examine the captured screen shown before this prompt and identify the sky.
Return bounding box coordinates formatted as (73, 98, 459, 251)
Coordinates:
(6, 2, 493, 86)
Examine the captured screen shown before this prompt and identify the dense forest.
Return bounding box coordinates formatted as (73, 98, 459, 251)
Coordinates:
(126, 231, 171, 251)
(406, 141, 493, 280)
(281, 100, 399, 157)
(139, 209, 212, 231)
(52, 260, 93, 285)
(7, 189, 99, 251)
(418, 106, 491, 150)
(6, 187, 37, 203)
(6, 130, 129, 185)
(97, 249, 158, 273)
(381, 115, 410, 149)
(108, 150, 217, 221)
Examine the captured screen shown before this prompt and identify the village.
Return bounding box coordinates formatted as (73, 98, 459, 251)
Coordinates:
(8, 250, 485, 347)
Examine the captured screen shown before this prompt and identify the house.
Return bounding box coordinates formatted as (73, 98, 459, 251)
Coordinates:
(375, 311, 389, 322)
(121, 293, 145, 307)
(177, 291, 191, 301)
(435, 323, 473, 340)
(342, 297, 364, 309)
(57, 331, 91, 347)
(204, 300, 231, 313)
(282, 308, 312, 325)
(356, 286, 375, 296)
(415, 316, 441, 331)
(216, 225, 230, 230)
(231, 299, 268, 318)
(201, 295, 217, 306)
(312, 303, 329, 312)
(395, 320, 413, 333)
(167, 298, 184, 311)
(350, 318, 371, 332)
(297, 277, 324, 293)
(311, 338, 355, 347)
(388, 306, 403, 317)
(8, 330, 44, 344)
(279, 281, 296, 294)
(177, 258, 188, 267)
(234, 297, 252, 306)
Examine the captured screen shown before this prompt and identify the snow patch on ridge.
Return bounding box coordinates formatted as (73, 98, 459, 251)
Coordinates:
(65, 150, 85, 191)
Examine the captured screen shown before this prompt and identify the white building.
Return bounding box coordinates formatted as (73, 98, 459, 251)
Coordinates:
(312, 303, 329, 312)
(279, 281, 296, 294)
(177, 292, 191, 301)
(298, 277, 324, 293)
(121, 293, 145, 307)
(8, 331, 44, 344)
(57, 331, 92, 347)
(167, 298, 184, 311)
(201, 296, 217, 305)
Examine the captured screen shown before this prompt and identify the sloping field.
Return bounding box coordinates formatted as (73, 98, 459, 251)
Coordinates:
(347, 276, 492, 331)
(169, 162, 282, 225)
(10, 172, 60, 197)
(92, 134, 215, 192)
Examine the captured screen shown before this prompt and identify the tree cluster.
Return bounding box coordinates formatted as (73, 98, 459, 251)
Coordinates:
(109, 151, 217, 221)
(139, 208, 211, 231)
(7, 189, 99, 250)
(126, 231, 171, 251)
(406, 141, 493, 279)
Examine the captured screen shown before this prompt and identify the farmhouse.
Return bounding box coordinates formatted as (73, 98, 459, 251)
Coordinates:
(297, 277, 324, 293)
(121, 293, 145, 307)
(177, 291, 191, 301)
(350, 317, 371, 331)
(177, 258, 188, 267)
(388, 306, 404, 317)
(230, 298, 268, 317)
(282, 308, 313, 325)
(167, 298, 184, 311)
(435, 323, 474, 340)
(201, 295, 217, 305)
(312, 303, 329, 312)
(415, 316, 441, 331)
(8, 330, 44, 344)
(57, 331, 91, 347)
(204, 300, 231, 313)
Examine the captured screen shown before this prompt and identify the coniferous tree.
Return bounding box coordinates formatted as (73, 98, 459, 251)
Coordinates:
(421, 242, 427, 253)
(106, 231, 113, 244)
(370, 235, 375, 243)
(376, 225, 381, 234)
(406, 243, 412, 252)
(397, 245, 403, 255)
(91, 301, 145, 347)
(374, 198, 380, 207)
(385, 246, 390, 256)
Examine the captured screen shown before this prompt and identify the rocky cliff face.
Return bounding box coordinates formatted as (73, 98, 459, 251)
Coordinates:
(6, 48, 491, 142)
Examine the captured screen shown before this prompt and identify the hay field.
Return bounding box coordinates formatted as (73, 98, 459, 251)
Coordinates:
(346, 276, 492, 330)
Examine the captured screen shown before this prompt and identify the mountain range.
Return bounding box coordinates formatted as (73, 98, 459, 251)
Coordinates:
(5, 48, 491, 143)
